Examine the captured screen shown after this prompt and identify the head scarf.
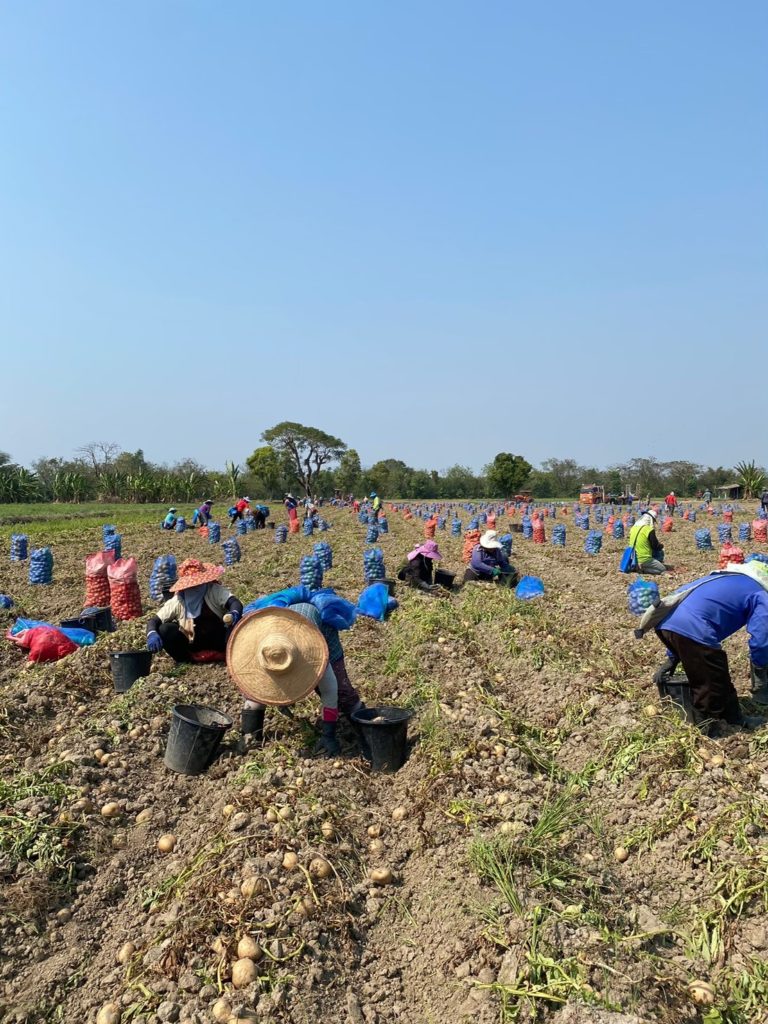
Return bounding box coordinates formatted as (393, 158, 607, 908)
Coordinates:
(181, 583, 209, 620)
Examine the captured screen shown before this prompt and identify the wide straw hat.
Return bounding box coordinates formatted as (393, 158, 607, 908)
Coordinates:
(170, 558, 225, 592)
(480, 529, 502, 549)
(227, 607, 329, 706)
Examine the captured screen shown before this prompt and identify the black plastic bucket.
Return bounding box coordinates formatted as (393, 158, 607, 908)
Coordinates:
(109, 650, 153, 693)
(351, 706, 413, 773)
(164, 704, 233, 775)
(656, 671, 701, 726)
(268, 521, 276, 529)
(63, 607, 114, 634)
(434, 568, 456, 590)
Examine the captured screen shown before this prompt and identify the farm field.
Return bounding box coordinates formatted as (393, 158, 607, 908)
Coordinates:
(1, 502, 768, 1024)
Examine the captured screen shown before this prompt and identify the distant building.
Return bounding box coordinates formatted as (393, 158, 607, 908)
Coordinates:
(717, 483, 742, 499)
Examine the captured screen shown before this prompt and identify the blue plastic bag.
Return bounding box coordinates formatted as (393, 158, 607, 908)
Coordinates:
(0, 595, 13, 609)
(311, 589, 358, 630)
(356, 583, 397, 620)
(244, 586, 312, 614)
(515, 576, 545, 601)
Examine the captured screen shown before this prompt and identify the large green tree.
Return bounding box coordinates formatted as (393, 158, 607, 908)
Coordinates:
(484, 453, 532, 498)
(335, 449, 362, 495)
(245, 446, 284, 497)
(259, 422, 346, 497)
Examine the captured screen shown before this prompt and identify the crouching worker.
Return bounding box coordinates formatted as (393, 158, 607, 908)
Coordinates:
(397, 540, 443, 592)
(146, 559, 243, 662)
(162, 507, 177, 530)
(628, 509, 668, 575)
(229, 605, 342, 756)
(647, 561, 768, 731)
(464, 530, 518, 587)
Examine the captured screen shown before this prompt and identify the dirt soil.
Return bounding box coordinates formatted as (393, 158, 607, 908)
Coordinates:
(1, 503, 767, 1024)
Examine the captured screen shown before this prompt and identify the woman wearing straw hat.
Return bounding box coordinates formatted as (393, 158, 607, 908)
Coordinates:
(397, 539, 443, 592)
(145, 559, 243, 662)
(229, 604, 341, 755)
(465, 530, 518, 587)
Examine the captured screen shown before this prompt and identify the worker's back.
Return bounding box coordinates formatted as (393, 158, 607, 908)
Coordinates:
(661, 573, 767, 649)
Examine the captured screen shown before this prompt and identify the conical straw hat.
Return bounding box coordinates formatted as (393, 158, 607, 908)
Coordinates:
(226, 607, 328, 706)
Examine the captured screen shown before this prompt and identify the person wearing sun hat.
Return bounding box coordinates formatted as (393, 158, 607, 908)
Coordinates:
(650, 560, 768, 731)
(229, 604, 341, 755)
(466, 529, 518, 587)
(145, 559, 243, 662)
(229, 496, 251, 526)
(397, 539, 443, 591)
(162, 507, 177, 530)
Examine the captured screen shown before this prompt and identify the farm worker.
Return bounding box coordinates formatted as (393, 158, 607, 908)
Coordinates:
(628, 510, 667, 575)
(192, 499, 214, 527)
(370, 492, 382, 516)
(253, 504, 268, 529)
(229, 496, 251, 526)
(397, 540, 442, 591)
(702, 489, 712, 505)
(665, 491, 678, 514)
(761, 489, 768, 515)
(465, 530, 518, 586)
(234, 605, 343, 756)
(145, 559, 243, 662)
(652, 562, 768, 728)
(284, 493, 298, 522)
(352, 498, 360, 513)
(162, 508, 177, 530)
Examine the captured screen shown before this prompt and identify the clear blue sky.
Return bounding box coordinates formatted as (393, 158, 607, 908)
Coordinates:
(1, 2, 766, 474)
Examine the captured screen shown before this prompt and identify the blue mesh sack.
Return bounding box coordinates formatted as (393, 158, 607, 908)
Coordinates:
(363, 547, 386, 582)
(695, 528, 712, 550)
(313, 542, 333, 570)
(451, 519, 462, 536)
(594, 507, 603, 524)
(208, 521, 221, 544)
(478, 512, 487, 525)
(237, 519, 248, 536)
(29, 547, 53, 585)
(627, 579, 659, 615)
(318, 518, 330, 531)
(746, 553, 768, 564)
(552, 523, 566, 547)
(102, 524, 117, 543)
(612, 521, 625, 540)
(227, 506, 238, 519)
(500, 533, 513, 557)
(104, 533, 122, 561)
(515, 575, 545, 601)
(739, 523, 751, 542)
(366, 524, 379, 543)
(438, 516, 446, 530)
(468, 517, 479, 531)
(300, 554, 323, 589)
(275, 524, 288, 544)
(303, 518, 314, 537)
(377, 516, 388, 534)
(584, 530, 602, 555)
(10, 534, 28, 561)
(222, 538, 241, 566)
(0, 594, 13, 609)
(358, 511, 368, 524)
(717, 523, 732, 543)
(688, 510, 696, 523)
(522, 515, 533, 540)
(175, 516, 186, 533)
(149, 554, 178, 602)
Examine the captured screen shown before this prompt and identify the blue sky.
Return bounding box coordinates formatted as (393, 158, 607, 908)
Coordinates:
(1, 2, 766, 474)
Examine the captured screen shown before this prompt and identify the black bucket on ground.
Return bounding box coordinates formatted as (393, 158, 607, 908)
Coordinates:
(62, 607, 114, 634)
(434, 568, 456, 590)
(351, 706, 413, 772)
(656, 671, 701, 726)
(268, 521, 276, 529)
(164, 704, 233, 776)
(109, 650, 153, 693)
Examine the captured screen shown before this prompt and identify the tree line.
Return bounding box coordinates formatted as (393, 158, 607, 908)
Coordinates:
(0, 424, 764, 504)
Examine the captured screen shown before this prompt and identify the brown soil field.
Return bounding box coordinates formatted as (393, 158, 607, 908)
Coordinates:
(1, 503, 767, 1024)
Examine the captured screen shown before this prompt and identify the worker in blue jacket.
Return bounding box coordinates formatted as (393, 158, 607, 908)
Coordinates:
(654, 562, 768, 728)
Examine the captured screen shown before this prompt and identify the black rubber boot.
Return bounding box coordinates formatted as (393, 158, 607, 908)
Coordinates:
(318, 721, 340, 757)
(241, 708, 265, 741)
(750, 663, 768, 705)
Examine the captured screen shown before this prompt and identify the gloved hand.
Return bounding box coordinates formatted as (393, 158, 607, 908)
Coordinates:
(147, 631, 163, 653)
(491, 567, 501, 579)
(228, 609, 241, 627)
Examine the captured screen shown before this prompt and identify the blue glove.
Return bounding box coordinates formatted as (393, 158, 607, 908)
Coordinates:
(147, 630, 163, 653)
(228, 609, 241, 627)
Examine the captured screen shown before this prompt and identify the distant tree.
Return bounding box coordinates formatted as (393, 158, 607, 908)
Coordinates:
(539, 458, 583, 497)
(735, 460, 766, 499)
(441, 464, 480, 499)
(335, 449, 362, 495)
(663, 461, 703, 497)
(246, 446, 284, 498)
(260, 422, 346, 498)
(367, 459, 411, 497)
(225, 460, 242, 498)
(76, 441, 120, 473)
(485, 453, 532, 498)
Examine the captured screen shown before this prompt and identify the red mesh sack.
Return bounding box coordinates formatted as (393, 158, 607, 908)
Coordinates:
(487, 514, 497, 528)
(718, 543, 744, 569)
(462, 529, 481, 564)
(108, 557, 142, 620)
(723, 510, 734, 523)
(533, 521, 545, 544)
(662, 518, 674, 533)
(424, 519, 437, 539)
(289, 518, 300, 534)
(10, 626, 79, 663)
(753, 520, 768, 543)
(84, 550, 115, 608)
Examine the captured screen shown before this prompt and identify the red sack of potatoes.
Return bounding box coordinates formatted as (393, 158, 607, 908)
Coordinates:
(289, 518, 301, 534)
(9, 626, 78, 663)
(753, 520, 768, 543)
(462, 529, 481, 564)
(532, 521, 545, 544)
(107, 557, 142, 620)
(424, 518, 437, 539)
(662, 518, 674, 533)
(718, 543, 744, 569)
(84, 550, 115, 608)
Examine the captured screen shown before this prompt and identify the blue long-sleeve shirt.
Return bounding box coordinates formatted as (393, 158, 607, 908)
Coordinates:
(470, 544, 511, 577)
(660, 573, 768, 667)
